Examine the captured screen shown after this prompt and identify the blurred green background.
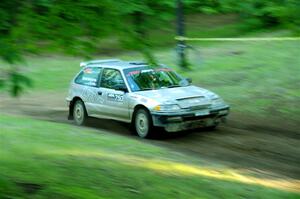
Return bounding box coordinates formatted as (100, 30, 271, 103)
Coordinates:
(0, 1, 300, 198)
(0, 0, 300, 95)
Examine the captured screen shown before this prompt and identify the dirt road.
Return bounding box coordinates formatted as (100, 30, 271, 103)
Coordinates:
(1, 93, 299, 182)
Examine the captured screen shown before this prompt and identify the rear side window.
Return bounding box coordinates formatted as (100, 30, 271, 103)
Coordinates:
(75, 67, 102, 87)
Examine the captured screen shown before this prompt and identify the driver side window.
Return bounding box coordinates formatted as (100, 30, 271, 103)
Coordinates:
(100, 68, 126, 90)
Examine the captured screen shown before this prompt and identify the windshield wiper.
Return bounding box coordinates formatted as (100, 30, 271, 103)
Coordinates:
(140, 88, 155, 91)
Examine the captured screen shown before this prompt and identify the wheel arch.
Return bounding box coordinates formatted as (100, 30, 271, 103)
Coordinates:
(68, 96, 84, 120)
(131, 104, 151, 123)
(132, 104, 154, 138)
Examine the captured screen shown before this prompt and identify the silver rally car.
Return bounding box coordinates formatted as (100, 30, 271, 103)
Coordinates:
(66, 59, 230, 138)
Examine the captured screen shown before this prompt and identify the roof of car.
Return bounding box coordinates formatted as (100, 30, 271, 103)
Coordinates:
(80, 59, 151, 69)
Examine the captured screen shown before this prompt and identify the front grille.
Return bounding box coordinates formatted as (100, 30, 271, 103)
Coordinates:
(182, 114, 217, 121)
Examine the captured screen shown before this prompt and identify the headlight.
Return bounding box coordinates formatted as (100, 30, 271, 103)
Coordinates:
(211, 98, 224, 106)
(154, 104, 181, 112)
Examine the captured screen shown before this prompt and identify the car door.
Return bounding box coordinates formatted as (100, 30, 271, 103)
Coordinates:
(73, 67, 106, 116)
(99, 68, 130, 122)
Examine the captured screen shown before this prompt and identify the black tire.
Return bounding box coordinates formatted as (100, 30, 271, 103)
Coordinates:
(73, 100, 88, 126)
(205, 124, 218, 131)
(134, 108, 153, 138)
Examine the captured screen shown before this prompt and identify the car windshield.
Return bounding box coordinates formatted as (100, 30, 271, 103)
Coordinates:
(124, 67, 188, 92)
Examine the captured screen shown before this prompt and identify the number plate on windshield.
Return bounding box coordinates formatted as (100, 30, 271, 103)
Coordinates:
(195, 110, 209, 116)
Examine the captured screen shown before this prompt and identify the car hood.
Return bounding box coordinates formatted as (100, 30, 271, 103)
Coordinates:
(135, 85, 218, 107)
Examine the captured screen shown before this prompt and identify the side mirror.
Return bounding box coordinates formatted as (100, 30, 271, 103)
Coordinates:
(179, 78, 192, 86)
(186, 78, 192, 84)
(115, 84, 128, 93)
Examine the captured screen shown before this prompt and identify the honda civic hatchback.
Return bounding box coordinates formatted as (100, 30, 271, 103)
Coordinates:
(66, 59, 230, 138)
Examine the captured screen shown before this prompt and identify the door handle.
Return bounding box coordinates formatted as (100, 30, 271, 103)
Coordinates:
(97, 91, 102, 95)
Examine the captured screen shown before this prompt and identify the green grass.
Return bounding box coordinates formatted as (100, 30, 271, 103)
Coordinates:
(0, 114, 299, 199)
(154, 30, 300, 123)
(1, 14, 299, 199)
(2, 29, 298, 123)
(183, 35, 300, 122)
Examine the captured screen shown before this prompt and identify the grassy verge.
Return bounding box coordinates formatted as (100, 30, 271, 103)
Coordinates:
(0, 114, 299, 198)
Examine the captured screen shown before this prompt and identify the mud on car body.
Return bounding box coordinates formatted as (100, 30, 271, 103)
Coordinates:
(66, 59, 230, 138)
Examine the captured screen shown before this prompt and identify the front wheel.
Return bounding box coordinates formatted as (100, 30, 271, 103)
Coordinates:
(134, 109, 153, 138)
(73, 100, 88, 125)
(205, 124, 219, 131)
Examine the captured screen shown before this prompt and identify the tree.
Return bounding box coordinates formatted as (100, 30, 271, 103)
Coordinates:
(0, 0, 175, 96)
(1, 0, 299, 96)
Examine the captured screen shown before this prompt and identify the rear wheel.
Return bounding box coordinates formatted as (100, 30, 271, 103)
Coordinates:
(134, 109, 153, 138)
(73, 100, 87, 125)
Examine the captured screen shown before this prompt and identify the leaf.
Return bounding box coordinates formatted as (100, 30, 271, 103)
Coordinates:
(9, 71, 33, 97)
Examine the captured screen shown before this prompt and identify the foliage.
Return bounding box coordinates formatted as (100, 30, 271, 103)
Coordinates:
(236, 0, 300, 31)
(183, 0, 300, 32)
(0, 0, 174, 96)
(0, 0, 299, 96)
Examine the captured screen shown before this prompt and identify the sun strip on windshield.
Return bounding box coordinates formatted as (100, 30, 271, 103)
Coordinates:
(127, 68, 172, 76)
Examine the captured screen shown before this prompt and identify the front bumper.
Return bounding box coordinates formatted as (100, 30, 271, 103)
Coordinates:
(151, 106, 230, 132)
